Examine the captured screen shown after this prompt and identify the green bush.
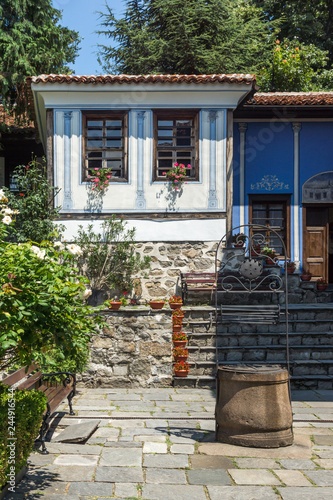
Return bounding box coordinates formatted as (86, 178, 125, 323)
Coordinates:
(0, 384, 47, 490)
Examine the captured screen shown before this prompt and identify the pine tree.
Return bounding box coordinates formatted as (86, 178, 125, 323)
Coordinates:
(0, 0, 80, 122)
(97, 0, 276, 75)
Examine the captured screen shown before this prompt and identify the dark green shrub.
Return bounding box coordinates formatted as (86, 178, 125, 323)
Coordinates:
(0, 384, 47, 490)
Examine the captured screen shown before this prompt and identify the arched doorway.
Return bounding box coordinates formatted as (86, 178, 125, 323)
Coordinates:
(302, 172, 333, 283)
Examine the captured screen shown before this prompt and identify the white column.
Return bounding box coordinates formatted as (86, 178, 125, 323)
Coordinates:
(63, 111, 73, 209)
(136, 111, 146, 209)
(208, 110, 218, 209)
(293, 123, 301, 266)
(238, 123, 247, 226)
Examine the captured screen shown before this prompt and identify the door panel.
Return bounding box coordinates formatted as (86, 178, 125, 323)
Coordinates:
(303, 207, 328, 281)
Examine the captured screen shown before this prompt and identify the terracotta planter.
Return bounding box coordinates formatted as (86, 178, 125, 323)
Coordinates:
(109, 301, 121, 310)
(149, 301, 165, 309)
(265, 258, 275, 266)
(287, 268, 295, 274)
(317, 284, 328, 291)
(173, 325, 182, 333)
(174, 355, 189, 362)
(173, 340, 187, 348)
(233, 242, 244, 248)
(301, 275, 311, 281)
(174, 370, 189, 378)
(251, 247, 261, 257)
(170, 303, 183, 310)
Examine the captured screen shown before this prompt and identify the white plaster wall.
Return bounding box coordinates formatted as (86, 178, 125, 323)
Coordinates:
(54, 108, 226, 214)
(59, 218, 226, 243)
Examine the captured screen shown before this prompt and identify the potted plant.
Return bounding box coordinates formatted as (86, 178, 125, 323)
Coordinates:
(149, 299, 165, 309)
(250, 243, 261, 257)
(108, 299, 122, 310)
(174, 360, 190, 378)
(232, 233, 246, 248)
(172, 315, 183, 332)
(317, 278, 328, 291)
(172, 331, 187, 348)
(173, 346, 189, 362)
(262, 247, 277, 265)
(285, 261, 296, 274)
(163, 163, 189, 191)
(300, 269, 312, 281)
(169, 295, 183, 309)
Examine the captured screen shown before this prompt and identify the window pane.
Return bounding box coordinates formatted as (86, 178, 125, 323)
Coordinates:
(106, 139, 122, 148)
(158, 139, 173, 146)
(176, 137, 191, 146)
(158, 129, 173, 137)
(107, 160, 123, 169)
(87, 152, 102, 158)
(106, 129, 121, 137)
(87, 140, 103, 148)
(87, 120, 103, 127)
(106, 120, 121, 127)
(87, 159, 102, 169)
(105, 151, 122, 159)
(158, 120, 173, 127)
(87, 128, 103, 137)
(158, 159, 173, 169)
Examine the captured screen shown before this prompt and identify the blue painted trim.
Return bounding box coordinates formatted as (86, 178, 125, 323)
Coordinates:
(199, 110, 202, 184)
(223, 109, 227, 212)
(128, 110, 132, 185)
(79, 110, 83, 185)
(299, 206, 303, 270)
(33, 90, 46, 148)
(149, 110, 154, 185)
(208, 110, 218, 209)
(63, 111, 73, 209)
(290, 197, 295, 260)
(135, 110, 147, 209)
(53, 110, 58, 207)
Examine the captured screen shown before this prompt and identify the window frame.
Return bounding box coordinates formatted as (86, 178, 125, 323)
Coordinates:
(249, 194, 291, 257)
(82, 111, 128, 183)
(153, 109, 199, 182)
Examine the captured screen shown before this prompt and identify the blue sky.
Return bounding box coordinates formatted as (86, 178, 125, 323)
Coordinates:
(53, 0, 124, 75)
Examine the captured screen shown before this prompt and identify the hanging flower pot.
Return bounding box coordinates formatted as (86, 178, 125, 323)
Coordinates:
(174, 369, 189, 378)
(300, 270, 312, 281)
(173, 324, 182, 333)
(317, 279, 328, 291)
(173, 347, 189, 363)
(172, 332, 187, 348)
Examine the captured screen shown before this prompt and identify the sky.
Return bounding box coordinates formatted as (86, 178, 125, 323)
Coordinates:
(52, 0, 124, 75)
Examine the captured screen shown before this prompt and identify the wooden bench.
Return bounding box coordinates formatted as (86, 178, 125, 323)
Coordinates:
(2, 363, 76, 454)
(180, 272, 216, 304)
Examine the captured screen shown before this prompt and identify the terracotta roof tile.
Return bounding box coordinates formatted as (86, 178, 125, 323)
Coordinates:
(27, 73, 256, 86)
(248, 92, 333, 106)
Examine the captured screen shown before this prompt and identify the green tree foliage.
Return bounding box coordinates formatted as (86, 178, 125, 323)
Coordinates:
(258, 39, 332, 91)
(0, 0, 80, 121)
(4, 157, 64, 243)
(73, 217, 151, 294)
(97, 0, 275, 74)
(0, 193, 104, 373)
(253, 1, 333, 63)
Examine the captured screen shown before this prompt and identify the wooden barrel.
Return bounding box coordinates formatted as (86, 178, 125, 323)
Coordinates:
(216, 364, 293, 448)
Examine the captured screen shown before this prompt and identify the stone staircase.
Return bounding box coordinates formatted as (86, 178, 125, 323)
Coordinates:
(174, 304, 333, 390)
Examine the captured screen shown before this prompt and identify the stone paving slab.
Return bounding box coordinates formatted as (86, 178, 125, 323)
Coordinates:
(53, 454, 99, 466)
(187, 469, 231, 485)
(313, 434, 333, 445)
(44, 443, 102, 455)
(95, 466, 143, 483)
(114, 482, 138, 498)
(279, 459, 318, 469)
(208, 485, 278, 500)
(228, 469, 281, 485)
(143, 442, 168, 454)
(68, 481, 114, 496)
(304, 469, 333, 485)
(100, 448, 142, 467)
(278, 487, 333, 500)
(143, 454, 189, 469)
(145, 468, 187, 484)
(190, 455, 234, 469)
(313, 458, 333, 468)
(235, 458, 278, 469)
(141, 484, 207, 500)
(273, 469, 313, 486)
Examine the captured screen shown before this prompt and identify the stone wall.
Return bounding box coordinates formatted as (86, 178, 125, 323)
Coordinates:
(80, 308, 173, 388)
(133, 241, 217, 301)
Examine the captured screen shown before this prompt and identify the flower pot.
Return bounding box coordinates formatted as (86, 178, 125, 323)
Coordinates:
(287, 268, 295, 274)
(251, 247, 261, 257)
(233, 242, 244, 248)
(173, 325, 182, 333)
(265, 258, 275, 266)
(149, 301, 165, 309)
(170, 302, 183, 310)
(317, 284, 328, 291)
(174, 355, 189, 362)
(109, 301, 121, 310)
(174, 370, 189, 378)
(173, 340, 187, 348)
(301, 275, 311, 282)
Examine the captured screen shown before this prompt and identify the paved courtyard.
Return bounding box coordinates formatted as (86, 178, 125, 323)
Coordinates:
(4, 387, 333, 500)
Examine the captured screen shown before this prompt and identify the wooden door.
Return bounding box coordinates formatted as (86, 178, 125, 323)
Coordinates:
(303, 207, 328, 281)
